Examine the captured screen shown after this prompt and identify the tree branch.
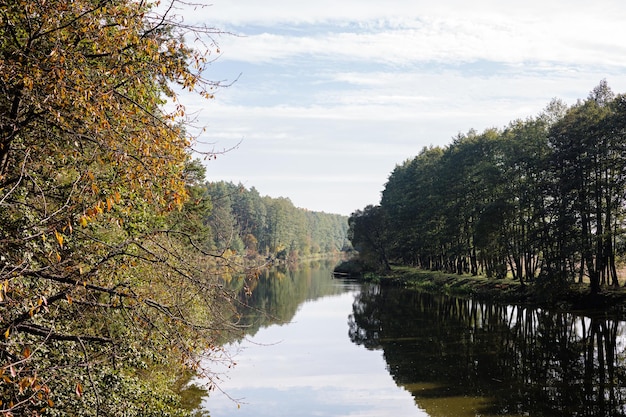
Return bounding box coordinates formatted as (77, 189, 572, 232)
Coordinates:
(15, 324, 112, 344)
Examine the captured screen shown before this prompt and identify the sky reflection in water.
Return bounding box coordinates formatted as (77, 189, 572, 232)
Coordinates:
(203, 290, 427, 417)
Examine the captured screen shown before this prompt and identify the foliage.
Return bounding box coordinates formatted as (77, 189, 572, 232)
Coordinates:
(349, 81, 626, 294)
(0, 0, 236, 415)
(348, 205, 391, 271)
(203, 181, 350, 260)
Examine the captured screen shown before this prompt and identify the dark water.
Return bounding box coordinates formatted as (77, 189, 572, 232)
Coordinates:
(351, 285, 626, 417)
(201, 261, 626, 417)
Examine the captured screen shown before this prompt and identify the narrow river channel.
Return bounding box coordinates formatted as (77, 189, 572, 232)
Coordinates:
(200, 260, 626, 417)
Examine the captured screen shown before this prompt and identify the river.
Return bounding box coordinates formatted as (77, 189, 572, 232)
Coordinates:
(199, 260, 626, 417)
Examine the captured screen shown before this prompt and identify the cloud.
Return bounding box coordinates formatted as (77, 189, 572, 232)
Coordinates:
(201, 1, 626, 71)
(170, 0, 626, 215)
(216, 25, 626, 70)
(197, 0, 625, 29)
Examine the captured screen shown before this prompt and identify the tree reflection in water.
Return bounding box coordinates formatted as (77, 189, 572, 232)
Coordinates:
(348, 285, 626, 417)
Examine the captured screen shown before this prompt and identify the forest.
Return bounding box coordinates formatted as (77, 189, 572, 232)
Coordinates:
(349, 81, 626, 295)
(203, 180, 349, 261)
(0, 1, 346, 415)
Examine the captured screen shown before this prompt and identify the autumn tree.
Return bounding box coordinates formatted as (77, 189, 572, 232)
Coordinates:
(0, 0, 234, 415)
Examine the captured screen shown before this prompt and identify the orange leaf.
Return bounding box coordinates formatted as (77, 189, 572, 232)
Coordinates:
(54, 230, 64, 248)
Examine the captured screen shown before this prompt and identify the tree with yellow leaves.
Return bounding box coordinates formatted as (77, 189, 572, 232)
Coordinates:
(0, 1, 235, 415)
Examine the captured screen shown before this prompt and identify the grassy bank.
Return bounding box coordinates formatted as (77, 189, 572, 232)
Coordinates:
(337, 263, 626, 317)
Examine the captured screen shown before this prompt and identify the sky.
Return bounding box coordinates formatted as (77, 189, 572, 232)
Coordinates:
(175, 0, 626, 216)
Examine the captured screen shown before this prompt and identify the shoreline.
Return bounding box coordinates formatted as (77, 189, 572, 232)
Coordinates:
(335, 263, 626, 319)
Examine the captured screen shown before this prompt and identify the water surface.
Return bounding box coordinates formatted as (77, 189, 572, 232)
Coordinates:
(205, 262, 426, 416)
(201, 261, 626, 417)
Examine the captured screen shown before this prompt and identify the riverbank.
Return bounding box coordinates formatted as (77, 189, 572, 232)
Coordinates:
(335, 262, 626, 317)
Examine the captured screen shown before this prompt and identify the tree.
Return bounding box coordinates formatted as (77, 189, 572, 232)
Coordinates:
(348, 205, 391, 271)
(0, 1, 232, 414)
(438, 129, 509, 277)
(351, 82, 626, 296)
(205, 182, 242, 252)
(547, 81, 623, 293)
(498, 114, 554, 284)
(202, 181, 349, 260)
(381, 146, 444, 268)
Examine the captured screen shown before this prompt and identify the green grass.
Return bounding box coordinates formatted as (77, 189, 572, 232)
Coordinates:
(361, 265, 626, 317)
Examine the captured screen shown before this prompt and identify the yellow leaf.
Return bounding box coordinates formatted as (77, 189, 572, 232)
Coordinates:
(23, 347, 31, 358)
(4, 327, 9, 339)
(79, 216, 89, 227)
(54, 230, 64, 248)
(75, 382, 83, 397)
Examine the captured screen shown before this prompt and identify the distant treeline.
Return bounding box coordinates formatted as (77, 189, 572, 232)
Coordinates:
(349, 81, 626, 294)
(200, 180, 350, 260)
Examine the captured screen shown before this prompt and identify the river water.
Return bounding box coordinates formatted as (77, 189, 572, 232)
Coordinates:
(200, 260, 626, 417)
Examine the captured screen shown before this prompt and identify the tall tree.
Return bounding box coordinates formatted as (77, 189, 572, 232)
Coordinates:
(498, 113, 554, 284)
(548, 81, 621, 293)
(439, 129, 509, 276)
(381, 146, 444, 268)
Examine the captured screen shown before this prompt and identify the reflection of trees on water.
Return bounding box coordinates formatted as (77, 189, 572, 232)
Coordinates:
(349, 286, 626, 417)
(226, 259, 346, 340)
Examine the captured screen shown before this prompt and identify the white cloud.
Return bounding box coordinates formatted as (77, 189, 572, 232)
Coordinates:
(197, 0, 624, 29)
(169, 0, 626, 215)
(216, 24, 626, 68)
(200, 1, 626, 70)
